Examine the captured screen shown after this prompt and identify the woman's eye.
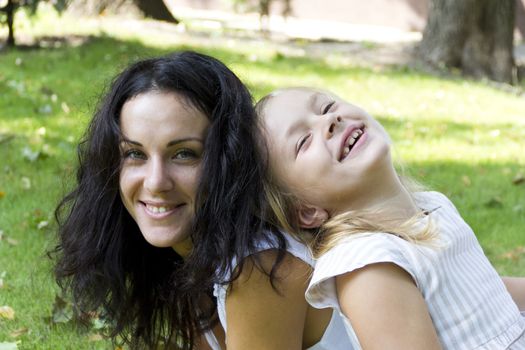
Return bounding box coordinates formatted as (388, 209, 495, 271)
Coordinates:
(322, 101, 335, 114)
(297, 134, 311, 153)
(174, 149, 198, 160)
(123, 149, 146, 160)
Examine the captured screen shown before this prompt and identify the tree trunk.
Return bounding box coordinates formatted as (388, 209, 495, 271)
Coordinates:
(419, 0, 515, 83)
(133, 0, 179, 24)
(1, 0, 16, 47)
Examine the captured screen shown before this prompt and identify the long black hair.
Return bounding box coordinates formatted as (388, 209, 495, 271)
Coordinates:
(53, 51, 286, 349)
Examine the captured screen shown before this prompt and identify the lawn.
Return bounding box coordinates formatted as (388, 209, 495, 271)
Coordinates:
(0, 9, 524, 350)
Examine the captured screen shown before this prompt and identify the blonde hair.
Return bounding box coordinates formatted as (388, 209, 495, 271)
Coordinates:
(255, 90, 437, 258)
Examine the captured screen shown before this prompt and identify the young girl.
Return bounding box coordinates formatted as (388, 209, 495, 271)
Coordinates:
(255, 87, 525, 349)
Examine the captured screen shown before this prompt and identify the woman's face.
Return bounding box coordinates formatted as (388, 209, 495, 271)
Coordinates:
(119, 90, 209, 257)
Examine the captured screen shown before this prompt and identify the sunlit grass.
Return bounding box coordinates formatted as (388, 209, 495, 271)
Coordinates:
(1, 8, 524, 349)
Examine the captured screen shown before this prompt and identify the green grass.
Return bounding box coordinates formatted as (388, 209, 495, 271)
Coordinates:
(1, 10, 525, 349)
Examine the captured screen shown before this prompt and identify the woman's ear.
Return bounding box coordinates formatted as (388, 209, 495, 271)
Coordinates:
(298, 205, 329, 229)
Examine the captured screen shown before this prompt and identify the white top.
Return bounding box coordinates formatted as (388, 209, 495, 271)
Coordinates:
(209, 232, 354, 350)
(306, 191, 525, 349)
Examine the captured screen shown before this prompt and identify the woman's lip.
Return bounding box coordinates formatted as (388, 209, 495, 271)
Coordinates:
(140, 202, 185, 219)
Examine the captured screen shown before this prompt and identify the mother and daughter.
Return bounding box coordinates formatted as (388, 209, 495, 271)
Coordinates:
(53, 51, 525, 349)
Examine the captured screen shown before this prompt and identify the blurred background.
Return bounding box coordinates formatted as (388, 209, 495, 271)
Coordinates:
(1, 1, 524, 349)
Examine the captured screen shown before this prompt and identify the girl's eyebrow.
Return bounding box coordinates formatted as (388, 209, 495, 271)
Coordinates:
(284, 92, 324, 139)
(308, 92, 323, 110)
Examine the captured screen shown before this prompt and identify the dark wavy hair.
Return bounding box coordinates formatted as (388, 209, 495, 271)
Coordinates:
(53, 51, 286, 349)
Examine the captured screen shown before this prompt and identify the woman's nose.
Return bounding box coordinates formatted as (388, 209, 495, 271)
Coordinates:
(144, 158, 173, 194)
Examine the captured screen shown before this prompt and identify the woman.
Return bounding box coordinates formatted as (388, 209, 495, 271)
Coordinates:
(53, 51, 351, 349)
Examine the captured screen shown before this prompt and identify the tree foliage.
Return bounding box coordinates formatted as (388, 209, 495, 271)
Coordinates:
(1, 0, 178, 47)
(0, 0, 69, 47)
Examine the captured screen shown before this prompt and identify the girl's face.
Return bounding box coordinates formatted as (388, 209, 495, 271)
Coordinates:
(119, 91, 209, 257)
(261, 88, 394, 215)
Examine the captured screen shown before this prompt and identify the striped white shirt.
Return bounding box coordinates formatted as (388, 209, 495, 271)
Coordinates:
(306, 191, 525, 349)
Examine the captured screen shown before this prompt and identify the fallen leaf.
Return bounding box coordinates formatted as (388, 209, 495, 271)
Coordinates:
(50, 295, 73, 324)
(88, 333, 104, 342)
(0, 191, 5, 199)
(61, 102, 70, 114)
(0, 342, 19, 350)
(9, 327, 29, 338)
(37, 221, 49, 230)
(91, 315, 108, 330)
(36, 127, 46, 136)
(0, 305, 15, 319)
(499, 246, 525, 261)
(0, 230, 4, 240)
(6, 237, 19, 246)
(21, 147, 41, 162)
(38, 104, 52, 115)
(512, 173, 524, 185)
(461, 175, 471, 187)
(513, 204, 524, 213)
(21, 177, 31, 190)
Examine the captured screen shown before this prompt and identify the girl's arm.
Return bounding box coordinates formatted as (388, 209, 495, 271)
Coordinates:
(225, 250, 310, 350)
(336, 262, 442, 350)
(502, 276, 525, 311)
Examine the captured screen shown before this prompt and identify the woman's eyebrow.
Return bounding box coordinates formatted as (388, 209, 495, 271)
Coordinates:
(166, 137, 203, 147)
(120, 138, 141, 146)
(120, 137, 203, 148)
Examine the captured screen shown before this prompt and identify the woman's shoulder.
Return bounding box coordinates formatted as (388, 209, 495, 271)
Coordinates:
(245, 229, 314, 267)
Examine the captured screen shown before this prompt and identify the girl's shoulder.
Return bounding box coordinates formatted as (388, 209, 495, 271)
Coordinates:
(414, 191, 458, 214)
(311, 232, 416, 284)
(307, 232, 418, 310)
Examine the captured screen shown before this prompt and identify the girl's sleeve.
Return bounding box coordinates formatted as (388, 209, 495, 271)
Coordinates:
(306, 233, 418, 310)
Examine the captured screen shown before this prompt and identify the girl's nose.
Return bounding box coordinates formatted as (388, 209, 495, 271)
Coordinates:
(324, 114, 343, 139)
(144, 158, 173, 194)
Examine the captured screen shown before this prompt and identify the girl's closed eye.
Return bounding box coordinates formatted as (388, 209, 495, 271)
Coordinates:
(296, 133, 311, 155)
(322, 101, 335, 115)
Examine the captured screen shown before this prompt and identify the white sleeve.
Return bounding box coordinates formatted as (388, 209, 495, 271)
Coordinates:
(306, 233, 417, 310)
